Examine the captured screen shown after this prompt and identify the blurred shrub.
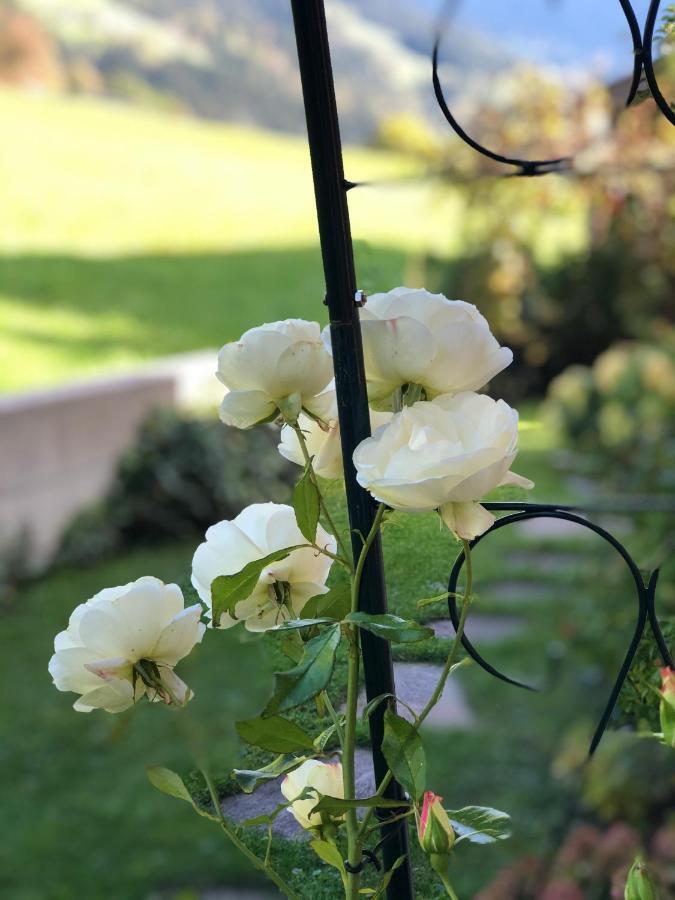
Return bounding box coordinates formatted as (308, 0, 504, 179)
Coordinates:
(476, 819, 674, 900)
(382, 70, 675, 400)
(57, 410, 295, 566)
(619, 620, 675, 731)
(0, 529, 31, 610)
(544, 335, 675, 490)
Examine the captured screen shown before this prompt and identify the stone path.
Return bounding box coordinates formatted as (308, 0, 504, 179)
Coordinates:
(478, 579, 559, 603)
(352, 661, 474, 729)
(514, 517, 590, 540)
(221, 748, 375, 839)
(430, 614, 525, 643)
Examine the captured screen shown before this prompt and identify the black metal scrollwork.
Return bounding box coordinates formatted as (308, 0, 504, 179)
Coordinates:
(432, 0, 674, 178)
(446, 502, 674, 755)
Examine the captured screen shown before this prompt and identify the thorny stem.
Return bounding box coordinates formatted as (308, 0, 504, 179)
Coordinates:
(321, 691, 345, 749)
(292, 423, 352, 565)
(357, 539, 474, 842)
(311, 540, 352, 572)
(202, 769, 300, 899)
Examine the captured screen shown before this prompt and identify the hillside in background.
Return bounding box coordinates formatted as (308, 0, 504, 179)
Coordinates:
(0, 0, 513, 140)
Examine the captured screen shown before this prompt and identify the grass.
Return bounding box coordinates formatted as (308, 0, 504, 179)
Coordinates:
(0, 88, 446, 393)
(6, 415, 669, 899)
(0, 88, 587, 393)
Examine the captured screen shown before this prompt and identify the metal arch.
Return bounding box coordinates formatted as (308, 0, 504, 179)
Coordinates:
(643, 0, 675, 125)
(446, 502, 672, 755)
(431, 0, 670, 178)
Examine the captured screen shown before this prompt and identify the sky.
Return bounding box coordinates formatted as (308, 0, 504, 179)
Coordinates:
(420, 0, 652, 80)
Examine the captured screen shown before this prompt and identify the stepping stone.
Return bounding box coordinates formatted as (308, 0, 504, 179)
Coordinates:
(505, 550, 578, 574)
(479, 580, 558, 603)
(430, 614, 525, 643)
(514, 517, 591, 540)
(352, 661, 474, 729)
(220, 749, 376, 840)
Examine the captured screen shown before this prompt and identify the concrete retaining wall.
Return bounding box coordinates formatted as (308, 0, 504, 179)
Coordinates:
(0, 350, 218, 569)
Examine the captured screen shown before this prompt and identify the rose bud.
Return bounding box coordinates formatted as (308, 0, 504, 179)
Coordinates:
(418, 791, 456, 858)
(659, 668, 675, 748)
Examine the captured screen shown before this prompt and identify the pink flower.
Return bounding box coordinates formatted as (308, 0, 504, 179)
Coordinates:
(417, 791, 455, 856)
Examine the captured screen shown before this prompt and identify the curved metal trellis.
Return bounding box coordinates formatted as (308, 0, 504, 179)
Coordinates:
(446, 502, 674, 755)
(432, 0, 674, 178)
(290, 1, 673, 894)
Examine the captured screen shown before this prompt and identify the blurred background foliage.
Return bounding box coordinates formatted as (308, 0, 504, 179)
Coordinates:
(1, 1, 675, 898)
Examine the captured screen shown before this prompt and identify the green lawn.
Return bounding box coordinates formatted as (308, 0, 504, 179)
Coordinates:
(0, 89, 586, 393)
(4, 419, 669, 899)
(0, 89, 439, 393)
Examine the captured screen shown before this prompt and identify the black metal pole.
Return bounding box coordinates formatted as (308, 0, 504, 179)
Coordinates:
(289, 2, 414, 897)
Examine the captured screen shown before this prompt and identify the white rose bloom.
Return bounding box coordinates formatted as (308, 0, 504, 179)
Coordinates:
(191, 503, 336, 631)
(281, 759, 344, 830)
(217, 319, 334, 428)
(48, 577, 205, 714)
(278, 390, 392, 480)
(353, 392, 533, 540)
(322, 287, 512, 408)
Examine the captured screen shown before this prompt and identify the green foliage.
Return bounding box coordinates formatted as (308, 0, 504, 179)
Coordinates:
(346, 612, 434, 643)
(266, 625, 341, 715)
(303, 582, 352, 620)
(211, 547, 300, 624)
(292, 463, 321, 543)
(146, 766, 216, 820)
(543, 336, 675, 489)
(235, 716, 315, 754)
(446, 806, 511, 845)
(233, 755, 310, 794)
(619, 621, 674, 730)
(382, 710, 426, 801)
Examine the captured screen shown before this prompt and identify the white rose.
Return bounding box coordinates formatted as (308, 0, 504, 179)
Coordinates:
(281, 759, 344, 830)
(278, 390, 392, 480)
(48, 577, 205, 713)
(217, 319, 334, 428)
(323, 287, 512, 409)
(353, 392, 533, 540)
(191, 503, 336, 631)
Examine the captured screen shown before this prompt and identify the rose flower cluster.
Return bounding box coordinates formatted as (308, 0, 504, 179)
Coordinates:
(49, 286, 532, 714)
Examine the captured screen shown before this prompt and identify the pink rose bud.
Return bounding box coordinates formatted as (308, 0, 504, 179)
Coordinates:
(417, 791, 456, 857)
(659, 669, 675, 748)
(660, 668, 675, 708)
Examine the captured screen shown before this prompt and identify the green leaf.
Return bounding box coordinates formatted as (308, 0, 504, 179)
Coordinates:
(302, 582, 352, 621)
(146, 767, 216, 820)
(346, 612, 434, 644)
(376, 856, 407, 898)
(268, 617, 334, 632)
(382, 710, 426, 801)
(236, 715, 315, 753)
(309, 839, 346, 878)
(211, 545, 304, 625)
(293, 463, 320, 542)
(241, 801, 293, 828)
(362, 692, 396, 722)
(311, 794, 408, 816)
(446, 806, 511, 844)
(313, 718, 346, 752)
(233, 754, 310, 793)
(266, 624, 341, 714)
